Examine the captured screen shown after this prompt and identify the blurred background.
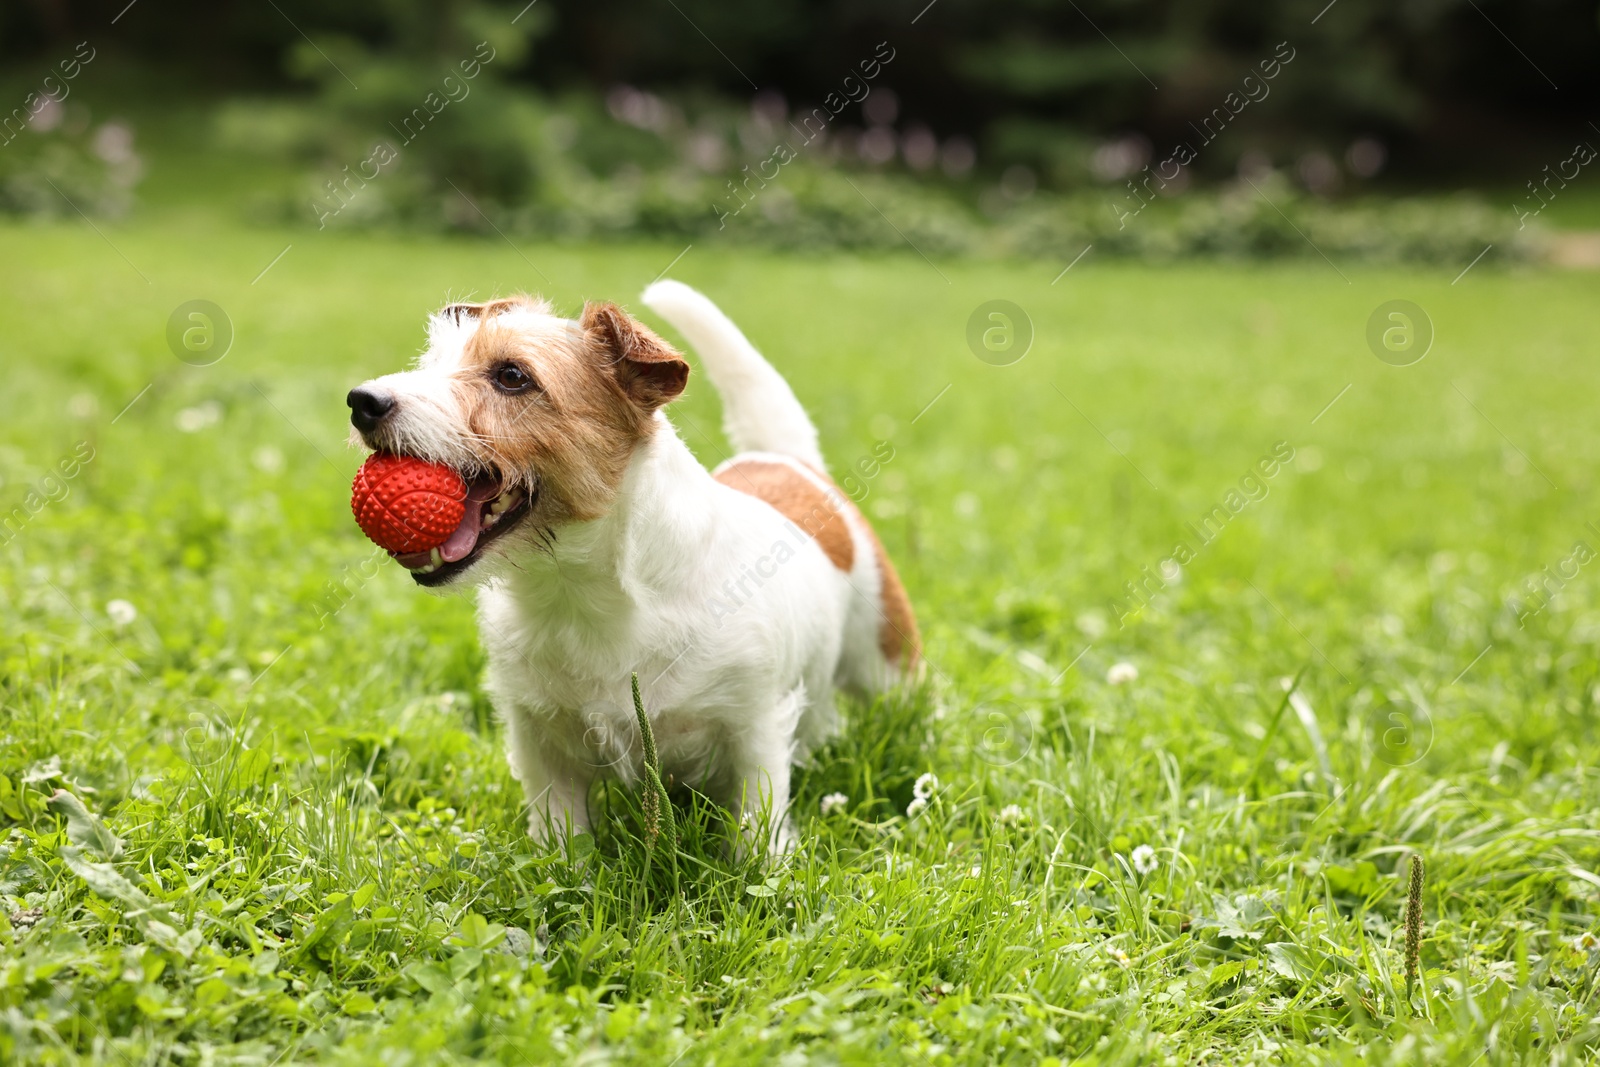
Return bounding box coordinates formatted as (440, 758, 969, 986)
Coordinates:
(3, 0, 1598, 266)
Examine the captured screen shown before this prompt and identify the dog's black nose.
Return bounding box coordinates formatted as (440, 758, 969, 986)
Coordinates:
(347, 386, 395, 433)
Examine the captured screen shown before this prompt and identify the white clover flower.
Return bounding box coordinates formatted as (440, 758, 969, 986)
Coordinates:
(174, 401, 222, 434)
(1107, 661, 1139, 685)
(1131, 844, 1158, 876)
(913, 772, 940, 801)
(997, 804, 1025, 826)
(106, 599, 137, 627)
(252, 446, 285, 474)
(906, 796, 928, 818)
(820, 792, 848, 817)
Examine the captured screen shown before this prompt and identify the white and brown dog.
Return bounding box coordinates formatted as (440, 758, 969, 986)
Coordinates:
(347, 281, 918, 849)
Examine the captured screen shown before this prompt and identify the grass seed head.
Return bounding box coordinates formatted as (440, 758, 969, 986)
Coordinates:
(1404, 852, 1425, 995)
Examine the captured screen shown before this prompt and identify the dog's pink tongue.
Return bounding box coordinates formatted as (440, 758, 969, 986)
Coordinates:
(437, 482, 501, 563)
(439, 504, 483, 562)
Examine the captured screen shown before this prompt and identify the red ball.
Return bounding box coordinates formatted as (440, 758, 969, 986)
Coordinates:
(350, 453, 468, 554)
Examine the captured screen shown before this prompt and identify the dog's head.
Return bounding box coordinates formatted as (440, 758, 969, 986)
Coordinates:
(347, 295, 688, 587)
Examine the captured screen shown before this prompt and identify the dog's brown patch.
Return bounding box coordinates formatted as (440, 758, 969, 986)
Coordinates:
(715, 459, 854, 571)
(865, 524, 919, 669)
(716, 457, 920, 670)
(446, 298, 688, 524)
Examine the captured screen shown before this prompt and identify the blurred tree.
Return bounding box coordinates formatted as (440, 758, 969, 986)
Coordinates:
(1, 0, 1594, 184)
(282, 0, 555, 202)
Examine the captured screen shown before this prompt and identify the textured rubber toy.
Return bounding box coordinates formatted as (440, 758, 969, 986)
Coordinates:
(350, 453, 468, 554)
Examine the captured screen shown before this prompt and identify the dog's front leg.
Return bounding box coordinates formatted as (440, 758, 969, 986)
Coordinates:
(503, 709, 594, 845)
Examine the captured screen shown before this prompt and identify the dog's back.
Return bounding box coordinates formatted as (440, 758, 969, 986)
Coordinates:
(642, 281, 919, 704)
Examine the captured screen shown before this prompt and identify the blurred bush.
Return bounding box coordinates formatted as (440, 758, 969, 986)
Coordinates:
(7, 0, 1593, 187)
(213, 88, 1531, 265)
(0, 0, 1553, 262)
(191, 0, 1536, 263)
(0, 105, 142, 219)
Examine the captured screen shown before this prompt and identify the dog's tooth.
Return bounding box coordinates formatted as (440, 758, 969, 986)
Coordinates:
(430, 548, 443, 567)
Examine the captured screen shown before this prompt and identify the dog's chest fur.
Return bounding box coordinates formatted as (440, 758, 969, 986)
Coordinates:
(474, 430, 833, 786)
(478, 598, 736, 783)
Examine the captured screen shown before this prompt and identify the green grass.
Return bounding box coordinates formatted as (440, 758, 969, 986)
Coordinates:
(3, 214, 1600, 1065)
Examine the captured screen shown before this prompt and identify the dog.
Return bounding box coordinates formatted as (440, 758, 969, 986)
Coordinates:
(346, 281, 918, 850)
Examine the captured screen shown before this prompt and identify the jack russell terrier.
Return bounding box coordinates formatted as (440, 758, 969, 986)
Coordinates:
(346, 281, 919, 850)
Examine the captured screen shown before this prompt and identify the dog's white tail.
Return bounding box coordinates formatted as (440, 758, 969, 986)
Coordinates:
(641, 280, 826, 471)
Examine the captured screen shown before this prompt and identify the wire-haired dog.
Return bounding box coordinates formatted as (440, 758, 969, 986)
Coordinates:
(346, 281, 918, 850)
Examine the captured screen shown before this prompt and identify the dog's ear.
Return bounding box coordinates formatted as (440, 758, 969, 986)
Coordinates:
(440, 301, 485, 323)
(581, 301, 689, 410)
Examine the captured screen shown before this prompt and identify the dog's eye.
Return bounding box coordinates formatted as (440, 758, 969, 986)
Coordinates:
(492, 363, 536, 395)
